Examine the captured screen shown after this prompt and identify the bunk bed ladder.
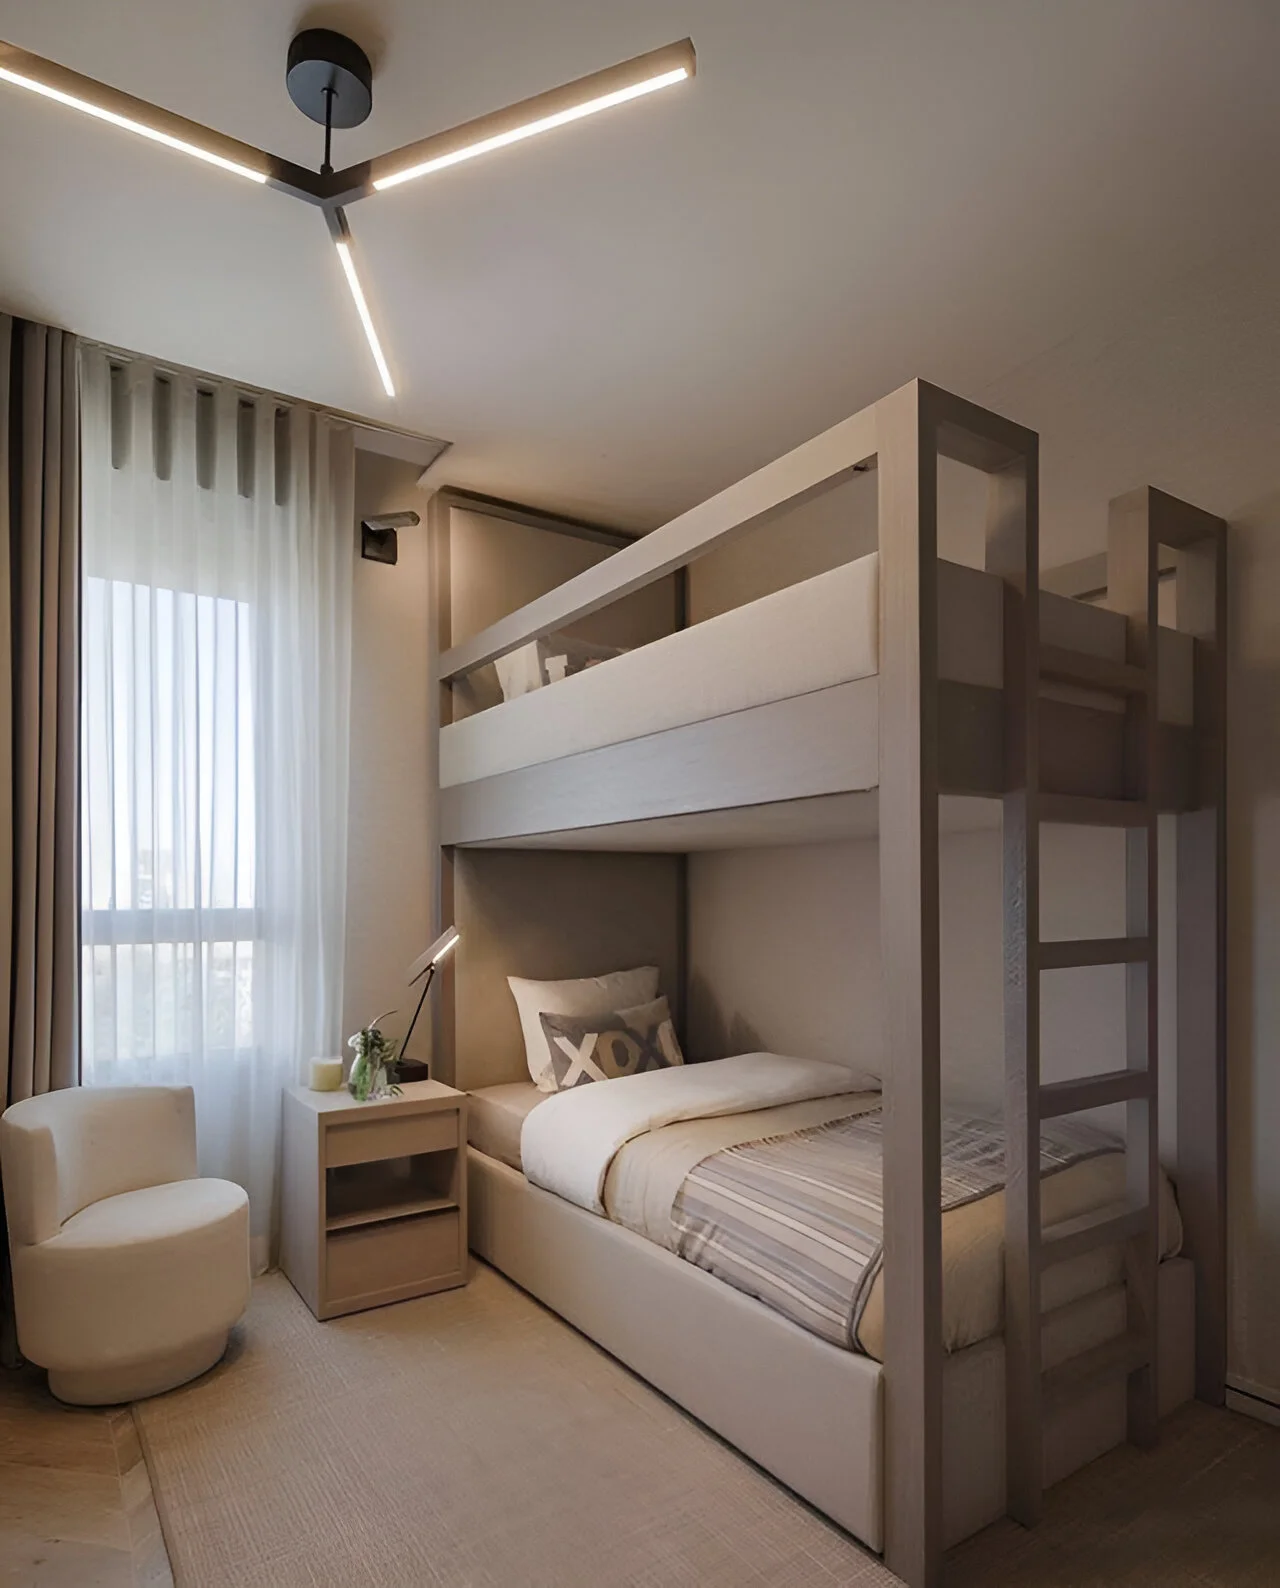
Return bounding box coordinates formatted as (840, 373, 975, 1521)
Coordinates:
(1003, 490, 1162, 1526)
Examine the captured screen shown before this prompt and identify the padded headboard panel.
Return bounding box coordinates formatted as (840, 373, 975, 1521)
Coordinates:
(447, 849, 683, 1092)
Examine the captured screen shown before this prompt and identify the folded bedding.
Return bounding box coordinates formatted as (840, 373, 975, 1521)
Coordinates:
(520, 1053, 873, 1214)
(473, 1054, 1182, 1362)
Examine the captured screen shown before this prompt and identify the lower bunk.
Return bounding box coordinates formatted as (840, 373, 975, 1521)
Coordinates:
(468, 1145, 1195, 1554)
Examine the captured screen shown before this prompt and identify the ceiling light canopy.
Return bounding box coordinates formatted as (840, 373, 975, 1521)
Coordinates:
(0, 32, 697, 400)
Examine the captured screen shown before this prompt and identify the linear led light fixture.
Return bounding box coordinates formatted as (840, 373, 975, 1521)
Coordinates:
(327, 207, 395, 398)
(0, 40, 324, 192)
(327, 39, 696, 204)
(0, 34, 696, 398)
(373, 62, 691, 191)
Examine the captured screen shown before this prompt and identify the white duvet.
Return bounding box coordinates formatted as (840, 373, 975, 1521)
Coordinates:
(520, 1053, 870, 1214)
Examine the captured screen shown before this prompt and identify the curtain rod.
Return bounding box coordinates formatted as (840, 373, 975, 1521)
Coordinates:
(84, 337, 451, 471)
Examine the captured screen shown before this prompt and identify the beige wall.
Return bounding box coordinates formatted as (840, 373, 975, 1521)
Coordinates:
(341, 451, 435, 1065)
(686, 457, 989, 625)
(689, 820, 1179, 1145)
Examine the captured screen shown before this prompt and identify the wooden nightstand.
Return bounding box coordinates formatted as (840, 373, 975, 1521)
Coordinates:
(280, 1080, 468, 1320)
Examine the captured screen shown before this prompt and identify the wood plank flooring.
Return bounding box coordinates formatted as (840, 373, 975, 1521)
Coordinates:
(949, 1393, 1280, 1585)
(0, 1364, 172, 1587)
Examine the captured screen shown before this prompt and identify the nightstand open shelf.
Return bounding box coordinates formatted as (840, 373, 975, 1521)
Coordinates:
(324, 1145, 459, 1231)
(281, 1080, 468, 1320)
(326, 1193, 456, 1232)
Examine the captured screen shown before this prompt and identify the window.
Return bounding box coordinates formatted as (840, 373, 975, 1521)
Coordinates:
(79, 346, 353, 1259)
(80, 577, 257, 1077)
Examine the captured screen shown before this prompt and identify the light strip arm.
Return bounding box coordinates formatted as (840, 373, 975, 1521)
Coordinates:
(0, 37, 326, 201)
(327, 208, 396, 398)
(324, 37, 695, 205)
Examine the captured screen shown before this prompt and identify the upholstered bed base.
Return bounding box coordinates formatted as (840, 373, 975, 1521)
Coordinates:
(468, 1147, 1196, 1553)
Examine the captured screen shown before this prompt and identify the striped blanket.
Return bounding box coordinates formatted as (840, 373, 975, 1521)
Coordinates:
(670, 1109, 1116, 1351)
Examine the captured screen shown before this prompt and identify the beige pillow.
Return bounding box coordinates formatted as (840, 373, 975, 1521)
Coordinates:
(539, 997, 684, 1091)
(508, 967, 660, 1091)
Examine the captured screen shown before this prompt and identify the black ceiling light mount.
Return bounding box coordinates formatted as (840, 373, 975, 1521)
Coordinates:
(286, 29, 373, 175)
(0, 29, 695, 400)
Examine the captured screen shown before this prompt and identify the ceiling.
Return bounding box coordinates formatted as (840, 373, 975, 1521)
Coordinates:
(0, 0, 1277, 531)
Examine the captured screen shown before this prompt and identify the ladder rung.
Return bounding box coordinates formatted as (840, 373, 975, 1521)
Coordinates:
(1042, 1330, 1150, 1400)
(1040, 936, 1151, 969)
(1040, 644, 1149, 696)
(1041, 1201, 1149, 1267)
(1039, 794, 1151, 828)
(1039, 1068, 1151, 1119)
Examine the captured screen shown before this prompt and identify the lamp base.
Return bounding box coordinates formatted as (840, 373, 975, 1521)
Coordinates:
(395, 1058, 431, 1085)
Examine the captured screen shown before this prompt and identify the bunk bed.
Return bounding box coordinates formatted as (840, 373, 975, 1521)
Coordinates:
(425, 382, 1227, 1588)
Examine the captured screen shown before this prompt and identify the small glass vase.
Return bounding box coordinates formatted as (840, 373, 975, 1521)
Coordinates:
(347, 1055, 390, 1103)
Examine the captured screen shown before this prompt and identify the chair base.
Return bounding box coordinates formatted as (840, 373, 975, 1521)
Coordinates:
(46, 1330, 230, 1406)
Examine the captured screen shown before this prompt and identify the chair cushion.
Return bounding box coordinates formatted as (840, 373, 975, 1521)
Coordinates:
(55, 1177, 247, 1250)
(12, 1177, 251, 1373)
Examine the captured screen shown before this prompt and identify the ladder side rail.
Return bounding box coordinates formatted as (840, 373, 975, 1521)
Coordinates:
(1162, 502, 1229, 1405)
(1106, 489, 1161, 1447)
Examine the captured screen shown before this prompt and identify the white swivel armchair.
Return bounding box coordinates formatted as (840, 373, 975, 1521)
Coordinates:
(0, 1086, 250, 1404)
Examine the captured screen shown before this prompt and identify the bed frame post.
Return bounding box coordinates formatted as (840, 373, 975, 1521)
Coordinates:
(427, 489, 457, 1087)
(674, 566, 691, 1052)
(877, 380, 943, 1588)
(989, 439, 1042, 1522)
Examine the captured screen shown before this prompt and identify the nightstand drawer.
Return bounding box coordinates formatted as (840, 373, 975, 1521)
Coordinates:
(325, 1108, 458, 1168)
(327, 1209, 462, 1302)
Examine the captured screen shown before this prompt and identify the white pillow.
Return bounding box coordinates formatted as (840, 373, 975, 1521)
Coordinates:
(494, 642, 543, 701)
(493, 633, 628, 702)
(508, 966, 661, 1091)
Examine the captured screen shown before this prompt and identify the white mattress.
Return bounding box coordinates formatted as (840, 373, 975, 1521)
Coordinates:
(441, 555, 881, 788)
(441, 553, 1197, 790)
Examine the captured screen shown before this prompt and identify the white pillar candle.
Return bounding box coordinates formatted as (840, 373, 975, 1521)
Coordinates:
(309, 1056, 344, 1092)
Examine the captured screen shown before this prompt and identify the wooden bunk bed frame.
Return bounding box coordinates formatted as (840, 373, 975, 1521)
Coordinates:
(426, 381, 1227, 1588)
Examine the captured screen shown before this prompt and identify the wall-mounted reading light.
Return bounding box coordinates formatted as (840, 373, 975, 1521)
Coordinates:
(360, 509, 420, 564)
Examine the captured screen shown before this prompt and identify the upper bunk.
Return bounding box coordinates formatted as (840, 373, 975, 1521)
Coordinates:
(431, 381, 1224, 852)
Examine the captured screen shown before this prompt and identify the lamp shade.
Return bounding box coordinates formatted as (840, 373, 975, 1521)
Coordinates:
(407, 926, 460, 985)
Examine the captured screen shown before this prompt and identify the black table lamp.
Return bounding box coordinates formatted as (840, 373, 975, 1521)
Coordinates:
(396, 926, 460, 1081)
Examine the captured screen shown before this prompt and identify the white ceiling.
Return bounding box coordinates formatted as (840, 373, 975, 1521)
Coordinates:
(0, 0, 1277, 530)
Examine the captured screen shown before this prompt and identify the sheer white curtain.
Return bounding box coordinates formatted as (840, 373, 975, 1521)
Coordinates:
(79, 349, 354, 1268)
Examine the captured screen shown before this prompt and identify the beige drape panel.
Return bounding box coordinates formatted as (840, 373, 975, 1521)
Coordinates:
(0, 317, 79, 1111)
(0, 317, 79, 1365)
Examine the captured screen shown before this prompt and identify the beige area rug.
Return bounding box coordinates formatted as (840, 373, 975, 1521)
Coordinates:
(134, 1265, 898, 1588)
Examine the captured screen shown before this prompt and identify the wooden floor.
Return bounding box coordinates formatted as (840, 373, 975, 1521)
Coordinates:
(949, 1395, 1280, 1585)
(0, 1364, 172, 1587)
